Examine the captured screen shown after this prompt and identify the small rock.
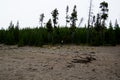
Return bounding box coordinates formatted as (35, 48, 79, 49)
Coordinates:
(90, 52, 96, 54)
(92, 69, 95, 72)
(66, 63, 75, 68)
(74, 51, 79, 53)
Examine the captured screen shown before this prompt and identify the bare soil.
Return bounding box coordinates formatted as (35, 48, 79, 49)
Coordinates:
(0, 44, 120, 80)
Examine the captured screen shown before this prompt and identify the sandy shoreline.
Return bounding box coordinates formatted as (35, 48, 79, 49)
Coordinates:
(0, 45, 120, 80)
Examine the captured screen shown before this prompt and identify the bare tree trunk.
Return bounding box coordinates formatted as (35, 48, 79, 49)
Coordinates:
(87, 0, 93, 44)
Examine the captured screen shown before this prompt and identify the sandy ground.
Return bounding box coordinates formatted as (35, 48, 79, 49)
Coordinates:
(0, 44, 120, 80)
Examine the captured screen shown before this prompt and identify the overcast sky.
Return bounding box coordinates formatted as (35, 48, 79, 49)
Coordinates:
(0, 0, 120, 28)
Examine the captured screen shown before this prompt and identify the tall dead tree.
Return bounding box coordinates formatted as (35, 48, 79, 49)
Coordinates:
(39, 13, 45, 27)
(87, 0, 93, 44)
(78, 18, 83, 27)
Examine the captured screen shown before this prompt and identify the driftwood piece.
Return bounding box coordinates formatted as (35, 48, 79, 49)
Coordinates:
(71, 54, 96, 64)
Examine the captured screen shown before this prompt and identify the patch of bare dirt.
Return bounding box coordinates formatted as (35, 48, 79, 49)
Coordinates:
(0, 44, 120, 80)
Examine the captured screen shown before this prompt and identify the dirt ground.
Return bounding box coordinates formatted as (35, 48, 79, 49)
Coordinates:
(0, 44, 120, 80)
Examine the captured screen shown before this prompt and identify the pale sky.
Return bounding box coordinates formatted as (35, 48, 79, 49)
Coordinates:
(0, 0, 120, 28)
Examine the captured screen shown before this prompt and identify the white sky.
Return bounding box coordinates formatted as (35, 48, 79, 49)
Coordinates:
(0, 0, 120, 28)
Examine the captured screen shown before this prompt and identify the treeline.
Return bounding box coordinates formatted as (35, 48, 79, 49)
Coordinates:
(0, 20, 120, 46)
(0, 1, 120, 46)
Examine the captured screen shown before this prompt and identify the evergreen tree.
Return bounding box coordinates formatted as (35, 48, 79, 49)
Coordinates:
(14, 21, 19, 43)
(51, 8, 59, 28)
(115, 19, 119, 28)
(6, 21, 15, 45)
(94, 13, 102, 31)
(8, 21, 14, 31)
(107, 21, 116, 45)
(109, 21, 113, 30)
(0, 28, 5, 43)
(100, 1, 109, 27)
(114, 19, 120, 44)
(66, 5, 70, 27)
(69, 5, 77, 43)
(46, 19, 53, 32)
(70, 5, 77, 28)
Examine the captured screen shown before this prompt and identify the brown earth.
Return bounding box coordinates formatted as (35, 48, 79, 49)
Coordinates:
(0, 44, 120, 80)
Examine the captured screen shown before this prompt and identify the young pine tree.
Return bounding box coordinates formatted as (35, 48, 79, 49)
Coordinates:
(14, 21, 19, 43)
(114, 19, 120, 44)
(69, 5, 78, 43)
(94, 13, 102, 31)
(70, 5, 77, 29)
(108, 21, 116, 45)
(46, 19, 53, 32)
(51, 8, 59, 28)
(7, 21, 15, 45)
